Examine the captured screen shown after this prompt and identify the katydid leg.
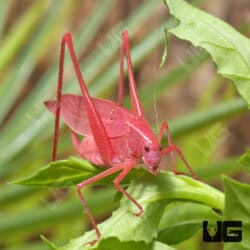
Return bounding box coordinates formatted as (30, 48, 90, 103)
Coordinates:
(113, 161, 143, 216)
(118, 30, 144, 117)
(161, 145, 199, 180)
(118, 35, 124, 106)
(158, 122, 176, 171)
(77, 165, 125, 245)
(52, 33, 114, 165)
(52, 32, 66, 161)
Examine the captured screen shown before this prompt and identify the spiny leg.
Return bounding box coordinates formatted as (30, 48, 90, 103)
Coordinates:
(161, 145, 199, 180)
(118, 34, 124, 106)
(118, 30, 144, 117)
(77, 165, 125, 245)
(52, 32, 67, 161)
(52, 32, 114, 165)
(158, 121, 176, 171)
(113, 161, 143, 216)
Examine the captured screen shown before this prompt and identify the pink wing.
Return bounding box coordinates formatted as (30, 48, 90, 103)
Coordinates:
(44, 94, 132, 137)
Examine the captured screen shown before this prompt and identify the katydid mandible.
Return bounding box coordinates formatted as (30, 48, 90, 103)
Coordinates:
(45, 30, 199, 246)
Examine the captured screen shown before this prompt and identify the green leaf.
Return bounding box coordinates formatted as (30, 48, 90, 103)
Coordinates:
(157, 202, 222, 245)
(14, 159, 224, 249)
(14, 157, 147, 188)
(223, 176, 250, 250)
(51, 170, 223, 249)
(95, 239, 176, 250)
(14, 157, 101, 187)
(57, 183, 167, 249)
(68, 238, 175, 250)
(19, 239, 175, 250)
(164, 0, 250, 107)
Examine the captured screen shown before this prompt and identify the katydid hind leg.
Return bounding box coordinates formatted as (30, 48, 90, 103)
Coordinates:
(119, 30, 144, 117)
(76, 165, 125, 245)
(51, 32, 67, 161)
(118, 36, 124, 106)
(52, 32, 114, 165)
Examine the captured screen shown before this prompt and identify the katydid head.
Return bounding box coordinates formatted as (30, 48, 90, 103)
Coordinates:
(142, 142, 161, 175)
(126, 117, 162, 175)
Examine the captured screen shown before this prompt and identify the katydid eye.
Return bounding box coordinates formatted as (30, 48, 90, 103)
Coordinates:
(144, 146, 150, 152)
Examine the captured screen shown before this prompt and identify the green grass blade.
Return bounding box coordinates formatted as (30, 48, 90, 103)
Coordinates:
(78, 0, 160, 81)
(196, 157, 242, 180)
(0, 0, 116, 166)
(0, 1, 49, 73)
(126, 51, 209, 108)
(0, 132, 72, 177)
(5, 242, 48, 250)
(0, 188, 115, 239)
(0, 1, 75, 124)
(0, 185, 40, 206)
(170, 98, 247, 138)
(0, 1, 162, 166)
(0, 2, 10, 40)
(0, 0, 112, 124)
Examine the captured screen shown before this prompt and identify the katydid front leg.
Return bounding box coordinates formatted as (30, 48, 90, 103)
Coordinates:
(161, 144, 199, 180)
(113, 161, 143, 216)
(158, 122, 176, 171)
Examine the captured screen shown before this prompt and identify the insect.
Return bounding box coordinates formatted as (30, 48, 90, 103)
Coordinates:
(45, 30, 199, 245)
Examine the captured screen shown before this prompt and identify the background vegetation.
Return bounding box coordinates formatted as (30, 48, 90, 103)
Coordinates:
(0, 0, 249, 250)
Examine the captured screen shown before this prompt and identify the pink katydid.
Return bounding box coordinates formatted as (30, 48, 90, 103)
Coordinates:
(44, 30, 199, 246)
